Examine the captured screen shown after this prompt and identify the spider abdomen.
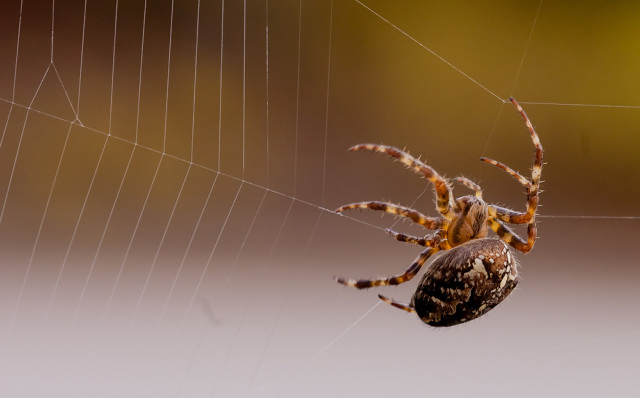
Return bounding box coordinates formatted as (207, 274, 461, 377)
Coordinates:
(411, 238, 518, 327)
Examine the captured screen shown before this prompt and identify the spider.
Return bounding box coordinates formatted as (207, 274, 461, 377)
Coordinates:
(334, 98, 543, 327)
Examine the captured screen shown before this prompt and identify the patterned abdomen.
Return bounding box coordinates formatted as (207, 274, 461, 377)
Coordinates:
(411, 238, 518, 327)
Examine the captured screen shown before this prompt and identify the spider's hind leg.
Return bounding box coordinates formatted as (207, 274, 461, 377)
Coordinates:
(378, 294, 416, 314)
(335, 247, 438, 289)
(385, 229, 442, 247)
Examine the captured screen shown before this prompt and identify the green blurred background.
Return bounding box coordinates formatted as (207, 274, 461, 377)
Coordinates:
(0, 0, 639, 396)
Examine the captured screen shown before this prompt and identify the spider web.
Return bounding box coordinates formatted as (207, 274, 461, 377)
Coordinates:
(0, 0, 639, 397)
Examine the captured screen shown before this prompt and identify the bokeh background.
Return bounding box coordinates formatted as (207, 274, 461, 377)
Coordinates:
(0, 0, 639, 396)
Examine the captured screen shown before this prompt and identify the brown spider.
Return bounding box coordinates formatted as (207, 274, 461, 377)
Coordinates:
(334, 98, 543, 327)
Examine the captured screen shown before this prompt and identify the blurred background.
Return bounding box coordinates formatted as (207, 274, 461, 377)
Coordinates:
(0, 0, 639, 396)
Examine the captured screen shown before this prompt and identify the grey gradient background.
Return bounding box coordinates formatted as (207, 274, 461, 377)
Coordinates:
(0, 0, 639, 397)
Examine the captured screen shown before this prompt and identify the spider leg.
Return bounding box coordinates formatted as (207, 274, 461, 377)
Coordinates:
(488, 217, 536, 253)
(378, 294, 416, 314)
(479, 157, 530, 190)
(335, 247, 439, 289)
(511, 97, 544, 197)
(488, 205, 531, 224)
(336, 201, 442, 230)
(484, 98, 543, 226)
(481, 158, 534, 224)
(349, 144, 454, 219)
(452, 176, 482, 198)
(385, 228, 441, 247)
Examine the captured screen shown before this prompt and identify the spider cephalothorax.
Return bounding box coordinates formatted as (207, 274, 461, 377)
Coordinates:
(335, 98, 543, 327)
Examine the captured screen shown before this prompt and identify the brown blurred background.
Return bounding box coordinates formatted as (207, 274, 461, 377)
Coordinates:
(0, 0, 639, 396)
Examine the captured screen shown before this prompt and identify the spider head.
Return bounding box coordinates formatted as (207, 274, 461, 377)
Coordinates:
(447, 195, 488, 247)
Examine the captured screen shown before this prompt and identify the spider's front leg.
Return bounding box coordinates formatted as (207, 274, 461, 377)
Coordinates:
(348, 144, 455, 220)
(488, 218, 537, 254)
(483, 98, 543, 226)
(483, 98, 543, 253)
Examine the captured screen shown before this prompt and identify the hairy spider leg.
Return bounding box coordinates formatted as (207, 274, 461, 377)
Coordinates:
(483, 98, 543, 225)
(378, 294, 416, 314)
(451, 177, 534, 250)
(512, 97, 544, 201)
(481, 159, 535, 224)
(452, 176, 483, 198)
(336, 201, 442, 230)
(335, 247, 439, 289)
(452, 176, 529, 225)
(385, 229, 442, 247)
(480, 157, 530, 189)
(349, 144, 455, 220)
(488, 218, 536, 253)
(487, 205, 532, 224)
